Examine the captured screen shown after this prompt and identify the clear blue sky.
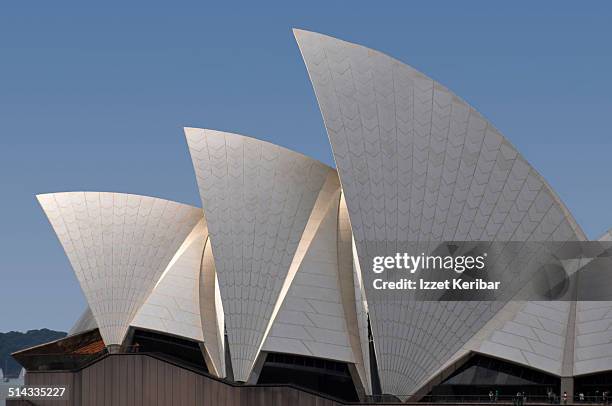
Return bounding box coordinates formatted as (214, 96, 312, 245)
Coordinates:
(1, 1, 611, 332)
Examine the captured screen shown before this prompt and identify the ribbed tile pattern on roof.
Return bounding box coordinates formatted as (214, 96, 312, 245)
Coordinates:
(185, 128, 334, 381)
(131, 218, 208, 342)
(38, 192, 202, 346)
(295, 29, 584, 397)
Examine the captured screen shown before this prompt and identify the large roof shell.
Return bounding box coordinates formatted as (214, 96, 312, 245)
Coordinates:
(294, 29, 586, 396)
(38, 191, 202, 346)
(184, 128, 337, 381)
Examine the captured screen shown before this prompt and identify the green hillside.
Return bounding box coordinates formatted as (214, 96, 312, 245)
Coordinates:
(0, 329, 66, 378)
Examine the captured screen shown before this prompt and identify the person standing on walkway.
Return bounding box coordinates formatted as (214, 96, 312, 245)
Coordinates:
(516, 391, 523, 406)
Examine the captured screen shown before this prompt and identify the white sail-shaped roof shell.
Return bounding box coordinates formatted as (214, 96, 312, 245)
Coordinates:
(64, 213, 228, 378)
(131, 218, 208, 342)
(184, 128, 336, 381)
(260, 177, 345, 359)
(575, 300, 612, 375)
(294, 29, 586, 397)
(573, 230, 612, 376)
(37, 192, 203, 346)
(261, 175, 371, 394)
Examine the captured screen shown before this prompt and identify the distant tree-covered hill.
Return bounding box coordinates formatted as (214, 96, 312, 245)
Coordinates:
(0, 329, 66, 378)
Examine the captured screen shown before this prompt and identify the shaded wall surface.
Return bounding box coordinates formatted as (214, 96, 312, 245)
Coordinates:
(6, 354, 585, 406)
(6, 354, 353, 406)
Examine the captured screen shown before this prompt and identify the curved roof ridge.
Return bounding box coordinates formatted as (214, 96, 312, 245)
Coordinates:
(184, 127, 334, 172)
(36, 191, 201, 209)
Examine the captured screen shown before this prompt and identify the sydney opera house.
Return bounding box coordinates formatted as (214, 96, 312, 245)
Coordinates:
(9, 30, 612, 406)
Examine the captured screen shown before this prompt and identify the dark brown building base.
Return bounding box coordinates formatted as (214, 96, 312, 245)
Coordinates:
(6, 353, 357, 406)
(7, 353, 586, 406)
